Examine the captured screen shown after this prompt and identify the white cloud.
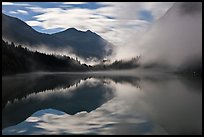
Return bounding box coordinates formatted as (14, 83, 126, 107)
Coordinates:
(97, 2, 174, 21)
(141, 2, 174, 20)
(26, 21, 42, 26)
(2, 2, 31, 6)
(8, 10, 28, 15)
(26, 7, 62, 13)
(2, 2, 13, 5)
(17, 10, 28, 15)
(9, 11, 18, 14)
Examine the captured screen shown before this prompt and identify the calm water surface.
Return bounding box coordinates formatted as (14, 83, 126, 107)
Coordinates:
(2, 71, 202, 135)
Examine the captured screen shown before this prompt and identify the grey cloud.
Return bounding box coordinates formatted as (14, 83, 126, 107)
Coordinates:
(179, 2, 202, 15)
(139, 2, 202, 69)
(109, 2, 202, 70)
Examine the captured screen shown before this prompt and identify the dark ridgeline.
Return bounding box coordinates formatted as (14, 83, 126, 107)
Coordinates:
(2, 40, 90, 75)
(2, 40, 142, 76)
(2, 39, 201, 77)
(92, 57, 140, 70)
(2, 13, 113, 60)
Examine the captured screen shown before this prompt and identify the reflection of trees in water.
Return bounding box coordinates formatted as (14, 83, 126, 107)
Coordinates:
(92, 76, 142, 89)
(2, 74, 142, 109)
(2, 74, 113, 129)
(5, 73, 200, 131)
(3, 74, 202, 135)
(2, 74, 89, 109)
(2, 74, 142, 129)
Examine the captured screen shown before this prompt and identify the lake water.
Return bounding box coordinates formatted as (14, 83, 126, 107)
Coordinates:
(2, 70, 202, 135)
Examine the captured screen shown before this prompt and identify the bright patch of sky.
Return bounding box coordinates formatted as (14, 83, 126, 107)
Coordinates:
(2, 2, 174, 45)
(139, 10, 154, 22)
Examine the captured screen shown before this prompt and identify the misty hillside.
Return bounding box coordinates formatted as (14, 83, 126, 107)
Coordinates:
(2, 13, 113, 60)
(92, 57, 140, 70)
(139, 2, 202, 75)
(2, 40, 89, 75)
(52, 28, 113, 58)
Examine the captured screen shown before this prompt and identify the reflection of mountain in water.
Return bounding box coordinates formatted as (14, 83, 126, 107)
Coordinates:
(2, 73, 142, 109)
(2, 73, 141, 130)
(2, 73, 202, 135)
(2, 73, 89, 109)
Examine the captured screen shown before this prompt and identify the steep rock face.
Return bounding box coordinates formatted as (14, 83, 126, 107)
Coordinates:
(2, 13, 113, 59)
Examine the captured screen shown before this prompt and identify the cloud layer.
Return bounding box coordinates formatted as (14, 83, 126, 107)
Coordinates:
(2, 2, 173, 45)
(128, 2, 202, 69)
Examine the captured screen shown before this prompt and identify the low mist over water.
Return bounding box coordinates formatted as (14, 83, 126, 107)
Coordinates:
(2, 71, 202, 135)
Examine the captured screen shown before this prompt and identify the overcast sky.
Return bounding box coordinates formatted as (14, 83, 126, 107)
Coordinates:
(2, 2, 174, 45)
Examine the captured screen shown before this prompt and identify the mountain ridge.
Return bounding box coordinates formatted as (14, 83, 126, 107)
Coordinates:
(2, 13, 113, 60)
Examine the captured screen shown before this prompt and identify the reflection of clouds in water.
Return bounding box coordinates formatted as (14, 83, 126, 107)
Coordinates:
(4, 77, 95, 107)
(4, 77, 118, 108)
(2, 77, 116, 130)
(3, 100, 167, 135)
(2, 74, 202, 135)
(3, 77, 167, 135)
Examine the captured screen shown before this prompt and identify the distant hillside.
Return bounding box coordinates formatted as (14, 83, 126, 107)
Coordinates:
(2, 40, 89, 75)
(2, 13, 113, 60)
(92, 57, 140, 70)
